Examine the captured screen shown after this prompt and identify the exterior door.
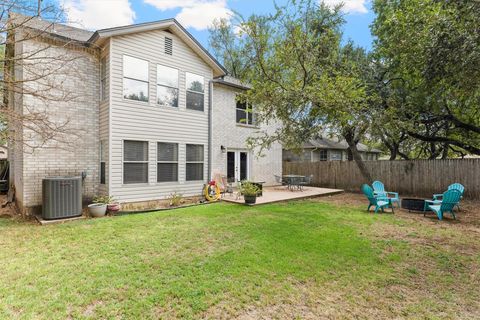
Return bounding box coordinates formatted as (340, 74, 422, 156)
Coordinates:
(226, 151, 249, 182)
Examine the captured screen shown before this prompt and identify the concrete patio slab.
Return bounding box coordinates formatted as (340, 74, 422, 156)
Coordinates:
(35, 214, 86, 225)
(222, 186, 344, 205)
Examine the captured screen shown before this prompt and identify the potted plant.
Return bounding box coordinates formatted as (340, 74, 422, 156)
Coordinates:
(88, 202, 107, 217)
(104, 196, 120, 214)
(89, 195, 117, 217)
(239, 181, 260, 205)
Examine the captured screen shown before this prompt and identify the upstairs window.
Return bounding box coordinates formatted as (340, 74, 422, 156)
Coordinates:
(157, 142, 178, 182)
(123, 140, 148, 184)
(236, 100, 256, 125)
(186, 72, 204, 111)
(186, 144, 204, 181)
(100, 57, 107, 101)
(157, 65, 178, 107)
(123, 55, 149, 102)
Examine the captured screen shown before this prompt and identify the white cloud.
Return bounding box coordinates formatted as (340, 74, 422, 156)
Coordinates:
(144, 0, 233, 30)
(321, 0, 369, 14)
(61, 0, 136, 30)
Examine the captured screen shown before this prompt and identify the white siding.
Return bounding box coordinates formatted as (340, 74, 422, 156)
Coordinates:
(109, 30, 212, 202)
(98, 40, 110, 195)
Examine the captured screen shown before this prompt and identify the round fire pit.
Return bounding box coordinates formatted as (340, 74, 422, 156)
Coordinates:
(401, 198, 426, 212)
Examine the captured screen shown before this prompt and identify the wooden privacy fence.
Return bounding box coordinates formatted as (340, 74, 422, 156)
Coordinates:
(283, 159, 480, 200)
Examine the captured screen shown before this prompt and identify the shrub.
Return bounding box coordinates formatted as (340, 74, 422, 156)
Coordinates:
(167, 192, 183, 207)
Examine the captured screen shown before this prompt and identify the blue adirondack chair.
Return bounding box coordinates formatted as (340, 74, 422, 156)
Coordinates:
(372, 181, 400, 208)
(433, 183, 464, 211)
(361, 184, 392, 213)
(425, 189, 462, 220)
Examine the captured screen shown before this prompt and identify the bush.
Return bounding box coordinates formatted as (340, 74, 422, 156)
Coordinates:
(92, 195, 116, 204)
(239, 181, 260, 197)
(167, 192, 183, 207)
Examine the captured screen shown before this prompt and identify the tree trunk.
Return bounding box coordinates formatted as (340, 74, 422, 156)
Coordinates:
(441, 143, 449, 159)
(343, 132, 372, 182)
(389, 142, 399, 160)
(346, 148, 353, 161)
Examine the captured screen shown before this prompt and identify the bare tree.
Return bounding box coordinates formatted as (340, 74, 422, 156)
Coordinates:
(1, 0, 96, 152)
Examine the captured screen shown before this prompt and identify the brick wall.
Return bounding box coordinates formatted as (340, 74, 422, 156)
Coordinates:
(211, 83, 282, 185)
(16, 38, 100, 214)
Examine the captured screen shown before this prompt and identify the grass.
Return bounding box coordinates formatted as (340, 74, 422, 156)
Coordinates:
(0, 200, 478, 319)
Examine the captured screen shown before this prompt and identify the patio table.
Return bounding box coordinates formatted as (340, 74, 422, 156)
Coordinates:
(251, 181, 265, 196)
(282, 175, 306, 191)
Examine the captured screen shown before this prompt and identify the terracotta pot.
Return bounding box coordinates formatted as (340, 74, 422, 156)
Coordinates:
(107, 203, 120, 213)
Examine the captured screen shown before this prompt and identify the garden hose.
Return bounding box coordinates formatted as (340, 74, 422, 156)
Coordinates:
(204, 183, 221, 202)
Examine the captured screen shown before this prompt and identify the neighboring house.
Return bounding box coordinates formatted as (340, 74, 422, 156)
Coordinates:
(7, 15, 281, 214)
(283, 137, 381, 162)
(0, 145, 7, 160)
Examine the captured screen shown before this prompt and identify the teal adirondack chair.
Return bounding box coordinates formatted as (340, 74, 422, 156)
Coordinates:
(425, 189, 462, 220)
(433, 183, 464, 211)
(361, 184, 392, 213)
(372, 181, 400, 208)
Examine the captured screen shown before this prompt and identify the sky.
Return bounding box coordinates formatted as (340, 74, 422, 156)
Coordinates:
(58, 0, 375, 51)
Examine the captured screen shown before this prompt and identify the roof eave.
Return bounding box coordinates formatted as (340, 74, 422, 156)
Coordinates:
(88, 19, 227, 77)
(212, 79, 250, 90)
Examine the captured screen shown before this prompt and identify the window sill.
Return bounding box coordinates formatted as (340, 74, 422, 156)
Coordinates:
(236, 123, 259, 129)
(157, 104, 179, 109)
(121, 183, 150, 187)
(122, 97, 150, 105)
(185, 108, 206, 114)
(156, 181, 180, 185)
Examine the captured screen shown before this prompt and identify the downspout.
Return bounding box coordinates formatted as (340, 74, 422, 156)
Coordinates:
(208, 80, 213, 181)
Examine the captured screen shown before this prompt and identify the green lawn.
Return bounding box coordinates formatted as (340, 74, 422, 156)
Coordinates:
(0, 200, 478, 319)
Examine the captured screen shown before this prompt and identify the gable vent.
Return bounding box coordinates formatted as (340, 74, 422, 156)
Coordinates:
(165, 37, 173, 55)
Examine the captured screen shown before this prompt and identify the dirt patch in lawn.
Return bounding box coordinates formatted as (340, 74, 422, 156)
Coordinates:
(313, 192, 480, 231)
(314, 192, 480, 258)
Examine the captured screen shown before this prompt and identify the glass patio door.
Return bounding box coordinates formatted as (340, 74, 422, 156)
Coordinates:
(226, 151, 249, 183)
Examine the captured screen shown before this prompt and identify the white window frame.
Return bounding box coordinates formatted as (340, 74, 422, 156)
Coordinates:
(156, 64, 179, 108)
(157, 142, 179, 183)
(236, 99, 256, 126)
(122, 140, 149, 185)
(185, 72, 205, 112)
(185, 144, 204, 181)
(122, 55, 149, 103)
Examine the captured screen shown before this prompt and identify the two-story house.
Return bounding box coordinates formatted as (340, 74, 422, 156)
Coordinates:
(7, 14, 282, 215)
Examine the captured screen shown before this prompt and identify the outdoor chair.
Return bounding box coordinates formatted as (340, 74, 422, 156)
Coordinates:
(274, 175, 287, 188)
(361, 184, 393, 213)
(424, 189, 462, 220)
(220, 175, 233, 198)
(433, 183, 464, 211)
(372, 180, 400, 208)
(299, 174, 313, 190)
